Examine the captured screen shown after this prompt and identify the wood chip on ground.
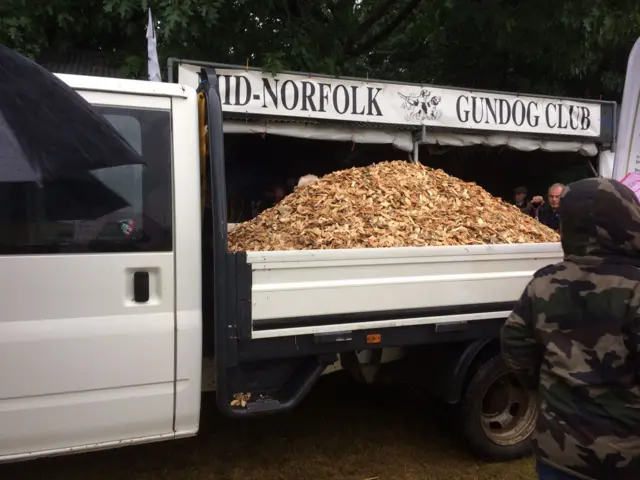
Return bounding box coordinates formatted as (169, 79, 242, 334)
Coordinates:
(228, 160, 560, 252)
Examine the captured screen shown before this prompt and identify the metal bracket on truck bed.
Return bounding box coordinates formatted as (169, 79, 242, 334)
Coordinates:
(241, 358, 326, 414)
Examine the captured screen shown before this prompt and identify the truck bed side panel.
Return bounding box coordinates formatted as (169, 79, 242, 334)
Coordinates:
(245, 243, 562, 333)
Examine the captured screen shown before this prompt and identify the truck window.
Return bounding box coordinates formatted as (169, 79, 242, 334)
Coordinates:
(0, 106, 173, 254)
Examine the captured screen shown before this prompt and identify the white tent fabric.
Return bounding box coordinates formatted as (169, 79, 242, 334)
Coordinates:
(420, 131, 598, 156)
(223, 120, 414, 152)
(224, 120, 599, 156)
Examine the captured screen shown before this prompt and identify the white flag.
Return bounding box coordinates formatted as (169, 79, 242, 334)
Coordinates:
(146, 8, 161, 82)
(613, 36, 640, 180)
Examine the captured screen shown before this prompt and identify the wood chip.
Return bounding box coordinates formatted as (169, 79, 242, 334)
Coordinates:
(230, 392, 252, 408)
(228, 161, 559, 252)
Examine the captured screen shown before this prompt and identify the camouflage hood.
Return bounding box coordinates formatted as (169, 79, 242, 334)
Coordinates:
(560, 177, 640, 265)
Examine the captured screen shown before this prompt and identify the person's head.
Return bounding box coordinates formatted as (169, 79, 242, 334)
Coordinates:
(297, 174, 319, 187)
(548, 183, 564, 210)
(513, 186, 527, 204)
(559, 178, 640, 262)
(273, 186, 286, 202)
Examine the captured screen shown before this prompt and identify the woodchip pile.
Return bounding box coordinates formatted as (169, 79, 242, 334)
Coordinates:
(228, 161, 559, 251)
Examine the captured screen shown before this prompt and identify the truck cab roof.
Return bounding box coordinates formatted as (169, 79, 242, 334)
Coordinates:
(55, 73, 192, 98)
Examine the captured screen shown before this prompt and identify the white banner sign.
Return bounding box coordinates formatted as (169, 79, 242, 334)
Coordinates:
(215, 69, 601, 137)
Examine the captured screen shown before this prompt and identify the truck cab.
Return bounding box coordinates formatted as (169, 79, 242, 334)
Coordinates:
(0, 76, 203, 459)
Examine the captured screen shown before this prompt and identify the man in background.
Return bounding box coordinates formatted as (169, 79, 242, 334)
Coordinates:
(512, 186, 533, 214)
(273, 185, 286, 203)
(256, 184, 286, 215)
(530, 183, 564, 231)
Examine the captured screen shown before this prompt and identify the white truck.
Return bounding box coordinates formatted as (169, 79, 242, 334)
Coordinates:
(0, 48, 629, 465)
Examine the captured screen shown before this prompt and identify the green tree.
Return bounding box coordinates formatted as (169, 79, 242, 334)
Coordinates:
(368, 0, 640, 98)
(1, 0, 639, 99)
(0, 0, 224, 77)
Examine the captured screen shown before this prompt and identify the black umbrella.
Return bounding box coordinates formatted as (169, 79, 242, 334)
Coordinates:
(0, 173, 131, 221)
(43, 174, 133, 220)
(0, 45, 144, 183)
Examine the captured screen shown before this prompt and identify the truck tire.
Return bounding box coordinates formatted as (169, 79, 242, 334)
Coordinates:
(459, 354, 538, 461)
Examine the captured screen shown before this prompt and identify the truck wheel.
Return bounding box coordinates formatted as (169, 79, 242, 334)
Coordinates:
(459, 354, 538, 461)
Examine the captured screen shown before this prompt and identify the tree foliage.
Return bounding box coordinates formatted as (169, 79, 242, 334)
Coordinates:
(1, 0, 639, 99)
(371, 0, 640, 98)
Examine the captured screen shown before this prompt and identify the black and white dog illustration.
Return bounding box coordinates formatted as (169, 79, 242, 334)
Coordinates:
(398, 89, 443, 122)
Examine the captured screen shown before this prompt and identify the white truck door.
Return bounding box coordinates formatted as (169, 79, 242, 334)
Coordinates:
(613, 36, 640, 180)
(0, 91, 177, 460)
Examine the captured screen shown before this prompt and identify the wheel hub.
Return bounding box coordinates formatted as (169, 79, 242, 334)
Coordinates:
(480, 373, 537, 446)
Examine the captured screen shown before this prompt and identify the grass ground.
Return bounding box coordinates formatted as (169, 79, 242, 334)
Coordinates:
(0, 374, 536, 480)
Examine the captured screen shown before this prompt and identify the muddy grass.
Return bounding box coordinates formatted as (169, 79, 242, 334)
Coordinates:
(0, 374, 535, 480)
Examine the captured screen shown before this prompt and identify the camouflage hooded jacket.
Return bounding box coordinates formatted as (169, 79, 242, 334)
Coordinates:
(501, 178, 640, 480)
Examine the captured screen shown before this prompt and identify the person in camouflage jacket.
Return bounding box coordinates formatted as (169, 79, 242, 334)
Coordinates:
(501, 177, 640, 480)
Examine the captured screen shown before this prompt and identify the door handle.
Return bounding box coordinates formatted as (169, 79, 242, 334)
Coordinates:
(133, 271, 150, 303)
